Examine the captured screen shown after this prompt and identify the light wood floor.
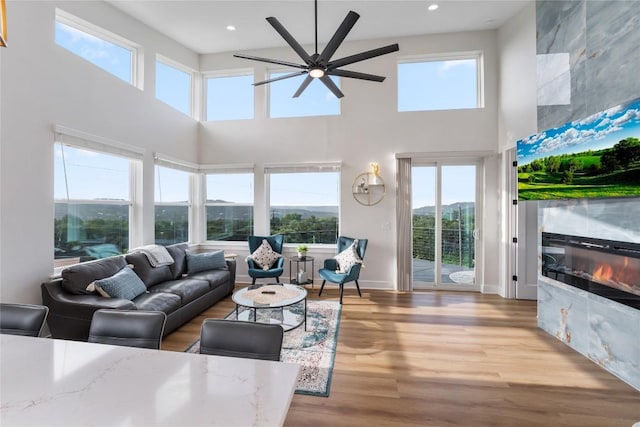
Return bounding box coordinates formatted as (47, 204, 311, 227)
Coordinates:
(162, 286, 640, 427)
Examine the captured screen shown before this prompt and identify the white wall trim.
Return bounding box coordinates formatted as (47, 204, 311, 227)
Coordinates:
(396, 150, 496, 160)
(199, 163, 255, 173)
(54, 124, 145, 158)
(154, 152, 199, 172)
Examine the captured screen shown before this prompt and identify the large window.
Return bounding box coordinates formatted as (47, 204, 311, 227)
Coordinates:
(206, 73, 254, 121)
(54, 141, 135, 265)
(398, 53, 482, 112)
(156, 57, 192, 116)
(205, 172, 254, 241)
(155, 164, 190, 245)
(267, 165, 340, 244)
(269, 73, 341, 118)
(55, 9, 139, 86)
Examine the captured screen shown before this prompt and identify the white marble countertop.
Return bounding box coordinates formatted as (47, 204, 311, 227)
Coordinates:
(0, 334, 300, 426)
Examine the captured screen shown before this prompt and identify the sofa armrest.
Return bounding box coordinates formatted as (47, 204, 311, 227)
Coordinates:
(226, 259, 237, 289)
(42, 279, 135, 341)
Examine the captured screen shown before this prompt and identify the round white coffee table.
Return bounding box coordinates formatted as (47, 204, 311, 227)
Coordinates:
(232, 284, 307, 331)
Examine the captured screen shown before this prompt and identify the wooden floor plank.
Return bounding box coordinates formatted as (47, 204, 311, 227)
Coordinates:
(162, 288, 640, 426)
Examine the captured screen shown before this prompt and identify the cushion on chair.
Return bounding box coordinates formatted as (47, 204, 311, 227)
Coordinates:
(334, 239, 363, 273)
(186, 250, 227, 275)
(94, 267, 148, 300)
(248, 239, 282, 270)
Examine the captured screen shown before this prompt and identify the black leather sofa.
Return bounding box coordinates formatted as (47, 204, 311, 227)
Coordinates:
(42, 243, 235, 341)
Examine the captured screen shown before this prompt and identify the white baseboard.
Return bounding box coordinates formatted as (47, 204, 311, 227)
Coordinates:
(481, 283, 500, 294)
(516, 282, 538, 300)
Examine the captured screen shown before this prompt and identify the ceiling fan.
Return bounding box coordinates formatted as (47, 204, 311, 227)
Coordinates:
(233, 0, 400, 99)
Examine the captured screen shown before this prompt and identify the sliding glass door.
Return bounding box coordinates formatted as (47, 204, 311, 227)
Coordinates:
(412, 162, 479, 290)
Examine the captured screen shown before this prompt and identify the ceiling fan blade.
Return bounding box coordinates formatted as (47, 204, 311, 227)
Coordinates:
(233, 54, 306, 70)
(293, 75, 314, 98)
(319, 75, 344, 99)
(317, 11, 360, 64)
(266, 17, 312, 65)
(254, 71, 308, 87)
(328, 69, 386, 82)
(327, 43, 399, 69)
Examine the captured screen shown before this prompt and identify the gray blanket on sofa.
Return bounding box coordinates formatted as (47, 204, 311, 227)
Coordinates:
(129, 245, 174, 267)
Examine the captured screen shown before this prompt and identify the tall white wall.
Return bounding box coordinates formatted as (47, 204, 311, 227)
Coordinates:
(498, 2, 537, 152)
(199, 30, 502, 290)
(0, 1, 199, 303)
(497, 2, 538, 298)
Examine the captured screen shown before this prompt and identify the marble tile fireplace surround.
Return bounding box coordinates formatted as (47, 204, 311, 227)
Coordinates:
(538, 201, 640, 391)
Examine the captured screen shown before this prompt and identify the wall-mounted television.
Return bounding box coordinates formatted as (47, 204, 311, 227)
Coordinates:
(517, 97, 640, 200)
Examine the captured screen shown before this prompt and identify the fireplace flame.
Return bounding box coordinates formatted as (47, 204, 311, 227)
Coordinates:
(592, 263, 614, 282)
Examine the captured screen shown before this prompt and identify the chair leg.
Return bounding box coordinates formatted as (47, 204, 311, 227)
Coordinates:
(251, 277, 256, 286)
(276, 276, 280, 283)
(339, 283, 344, 304)
(354, 280, 362, 297)
(319, 280, 326, 296)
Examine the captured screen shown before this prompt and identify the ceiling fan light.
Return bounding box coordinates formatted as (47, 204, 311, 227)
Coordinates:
(309, 67, 325, 78)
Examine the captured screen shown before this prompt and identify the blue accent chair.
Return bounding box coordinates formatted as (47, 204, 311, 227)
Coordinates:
(318, 236, 368, 304)
(247, 234, 285, 285)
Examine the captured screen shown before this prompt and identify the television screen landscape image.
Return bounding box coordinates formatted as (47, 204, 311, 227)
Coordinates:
(517, 97, 640, 200)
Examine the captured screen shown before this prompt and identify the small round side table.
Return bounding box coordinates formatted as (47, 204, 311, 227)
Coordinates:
(289, 256, 314, 289)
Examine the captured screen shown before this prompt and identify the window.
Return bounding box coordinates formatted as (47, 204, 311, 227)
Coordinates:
(267, 165, 340, 244)
(54, 141, 137, 266)
(156, 57, 192, 116)
(398, 53, 482, 112)
(205, 171, 254, 241)
(206, 73, 254, 121)
(155, 165, 190, 245)
(269, 73, 341, 118)
(55, 9, 139, 86)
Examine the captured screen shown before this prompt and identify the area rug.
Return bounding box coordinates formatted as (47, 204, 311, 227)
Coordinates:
(185, 300, 342, 397)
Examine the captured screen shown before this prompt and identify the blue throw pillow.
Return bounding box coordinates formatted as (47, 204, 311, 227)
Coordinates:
(94, 267, 147, 300)
(186, 250, 227, 275)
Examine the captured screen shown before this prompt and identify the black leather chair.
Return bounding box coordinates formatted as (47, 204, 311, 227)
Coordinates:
(0, 303, 49, 337)
(88, 309, 166, 350)
(199, 319, 283, 361)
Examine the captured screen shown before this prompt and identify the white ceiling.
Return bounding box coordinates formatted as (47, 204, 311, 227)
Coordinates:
(106, 0, 531, 55)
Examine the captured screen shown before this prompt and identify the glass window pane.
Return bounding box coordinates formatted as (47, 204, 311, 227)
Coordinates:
(54, 142, 131, 265)
(269, 172, 339, 244)
(398, 58, 478, 112)
(412, 166, 436, 280)
(206, 75, 254, 121)
(155, 166, 189, 203)
(154, 165, 190, 245)
(54, 203, 129, 263)
(54, 144, 130, 201)
(55, 21, 132, 84)
(269, 73, 340, 118)
(440, 165, 476, 281)
(156, 61, 191, 116)
(155, 206, 189, 246)
(206, 173, 254, 241)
